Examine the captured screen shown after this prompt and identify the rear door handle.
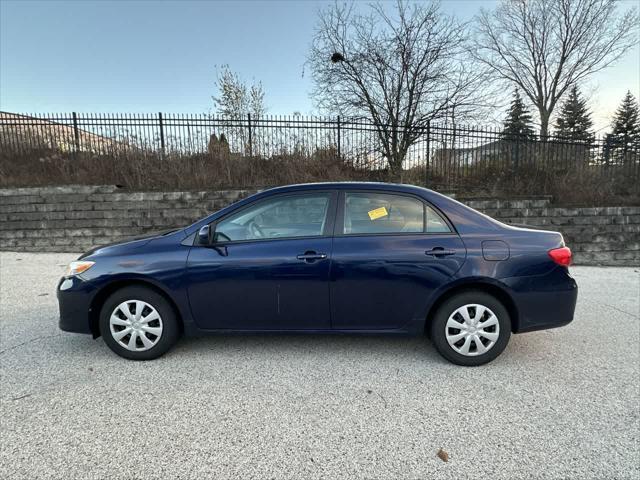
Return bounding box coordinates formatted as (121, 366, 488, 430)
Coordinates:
(296, 252, 327, 262)
(425, 247, 456, 257)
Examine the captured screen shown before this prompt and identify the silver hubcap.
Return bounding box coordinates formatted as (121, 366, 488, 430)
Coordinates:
(109, 300, 163, 352)
(445, 304, 500, 357)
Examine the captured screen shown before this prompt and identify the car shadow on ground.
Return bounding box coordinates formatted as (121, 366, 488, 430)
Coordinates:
(18, 319, 560, 367)
(174, 333, 441, 360)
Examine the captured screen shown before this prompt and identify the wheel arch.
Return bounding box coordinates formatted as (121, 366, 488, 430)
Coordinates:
(89, 278, 183, 338)
(423, 279, 520, 334)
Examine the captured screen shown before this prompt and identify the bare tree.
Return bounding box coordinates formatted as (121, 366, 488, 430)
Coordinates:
(213, 65, 266, 119)
(475, 0, 638, 137)
(212, 65, 266, 155)
(308, 1, 490, 178)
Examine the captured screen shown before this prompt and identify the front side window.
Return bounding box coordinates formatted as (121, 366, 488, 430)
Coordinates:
(215, 193, 331, 242)
(343, 192, 425, 234)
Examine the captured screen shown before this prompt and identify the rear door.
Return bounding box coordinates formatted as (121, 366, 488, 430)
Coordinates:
(330, 190, 466, 330)
(186, 191, 337, 330)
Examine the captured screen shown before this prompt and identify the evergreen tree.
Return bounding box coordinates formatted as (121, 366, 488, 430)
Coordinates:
(502, 89, 536, 141)
(611, 90, 640, 151)
(554, 85, 594, 142)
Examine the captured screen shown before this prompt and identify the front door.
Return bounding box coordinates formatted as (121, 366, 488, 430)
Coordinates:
(186, 191, 336, 330)
(330, 191, 467, 330)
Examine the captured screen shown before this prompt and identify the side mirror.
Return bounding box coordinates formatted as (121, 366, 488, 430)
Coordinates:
(197, 225, 212, 245)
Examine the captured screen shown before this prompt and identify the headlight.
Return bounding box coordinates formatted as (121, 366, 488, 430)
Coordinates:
(65, 261, 95, 277)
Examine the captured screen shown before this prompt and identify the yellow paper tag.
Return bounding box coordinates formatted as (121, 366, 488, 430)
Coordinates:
(368, 206, 388, 220)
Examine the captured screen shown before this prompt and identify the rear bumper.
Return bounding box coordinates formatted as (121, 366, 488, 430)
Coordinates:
(503, 266, 578, 333)
(57, 276, 95, 334)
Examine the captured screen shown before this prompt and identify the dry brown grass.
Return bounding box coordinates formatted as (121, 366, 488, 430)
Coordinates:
(0, 147, 381, 190)
(1, 147, 637, 206)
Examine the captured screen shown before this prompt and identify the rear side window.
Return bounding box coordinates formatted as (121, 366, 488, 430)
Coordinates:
(342, 192, 451, 235)
(343, 192, 424, 234)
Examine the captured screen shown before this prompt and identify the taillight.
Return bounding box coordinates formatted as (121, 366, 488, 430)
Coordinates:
(548, 247, 572, 266)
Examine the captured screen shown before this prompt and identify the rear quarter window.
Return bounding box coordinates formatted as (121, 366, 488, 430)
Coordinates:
(426, 206, 451, 233)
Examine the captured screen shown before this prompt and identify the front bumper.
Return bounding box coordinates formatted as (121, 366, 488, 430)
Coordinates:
(503, 266, 578, 333)
(57, 276, 96, 334)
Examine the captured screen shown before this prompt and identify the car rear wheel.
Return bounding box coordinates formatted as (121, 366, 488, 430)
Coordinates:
(430, 291, 511, 366)
(99, 286, 180, 360)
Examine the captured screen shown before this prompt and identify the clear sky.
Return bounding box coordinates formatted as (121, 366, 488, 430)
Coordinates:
(1, 0, 638, 132)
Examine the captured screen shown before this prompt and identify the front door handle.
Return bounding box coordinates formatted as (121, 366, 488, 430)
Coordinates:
(296, 252, 327, 262)
(425, 247, 456, 257)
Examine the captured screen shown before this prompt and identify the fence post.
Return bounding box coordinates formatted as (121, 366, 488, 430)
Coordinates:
(424, 120, 431, 187)
(247, 113, 253, 157)
(72, 112, 80, 154)
(337, 116, 341, 160)
(158, 112, 165, 156)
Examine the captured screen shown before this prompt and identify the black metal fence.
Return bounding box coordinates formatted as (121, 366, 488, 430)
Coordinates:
(1, 111, 638, 192)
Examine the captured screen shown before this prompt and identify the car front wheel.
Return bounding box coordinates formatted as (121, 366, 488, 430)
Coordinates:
(430, 291, 511, 366)
(99, 286, 180, 360)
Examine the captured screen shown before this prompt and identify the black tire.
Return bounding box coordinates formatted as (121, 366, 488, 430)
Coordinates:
(99, 286, 180, 360)
(430, 291, 511, 366)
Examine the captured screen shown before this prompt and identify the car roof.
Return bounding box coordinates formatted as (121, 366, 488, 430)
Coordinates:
(261, 182, 432, 196)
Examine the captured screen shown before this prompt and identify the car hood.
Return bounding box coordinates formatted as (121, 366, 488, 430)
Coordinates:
(78, 228, 186, 259)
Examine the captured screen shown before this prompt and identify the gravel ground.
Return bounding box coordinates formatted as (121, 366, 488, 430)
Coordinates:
(0, 251, 638, 480)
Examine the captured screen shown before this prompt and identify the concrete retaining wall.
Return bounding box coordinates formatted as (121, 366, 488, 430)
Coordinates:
(1, 185, 638, 265)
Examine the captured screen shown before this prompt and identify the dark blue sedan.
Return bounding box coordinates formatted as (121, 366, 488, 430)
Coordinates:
(57, 182, 577, 365)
